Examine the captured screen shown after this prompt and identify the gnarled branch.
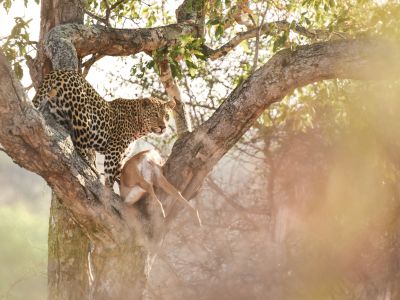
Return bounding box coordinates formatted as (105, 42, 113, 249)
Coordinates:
(45, 22, 198, 69)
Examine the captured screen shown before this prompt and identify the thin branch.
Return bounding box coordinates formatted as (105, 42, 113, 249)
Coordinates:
(204, 20, 342, 60)
(223, 0, 256, 30)
(79, 0, 109, 26)
(109, 0, 127, 11)
(82, 53, 105, 77)
(80, 0, 127, 27)
(251, 1, 268, 73)
(23, 84, 33, 92)
(102, 0, 112, 26)
(207, 177, 269, 217)
(104, 0, 128, 26)
(158, 59, 191, 135)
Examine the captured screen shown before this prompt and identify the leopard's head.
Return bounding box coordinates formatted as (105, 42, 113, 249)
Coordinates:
(142, 97, 175, 135)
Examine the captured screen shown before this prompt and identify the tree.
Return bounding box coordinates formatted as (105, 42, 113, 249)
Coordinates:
(1, 0, 400, 298)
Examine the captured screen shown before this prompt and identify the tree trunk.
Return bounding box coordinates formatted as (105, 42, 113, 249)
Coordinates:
(30, 1, 94, 299)
(48, 193, 90, 300)
(48, 196, 148, 299)
(29, 1, 148, 299)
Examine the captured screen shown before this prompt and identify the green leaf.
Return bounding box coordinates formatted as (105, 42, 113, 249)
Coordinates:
(169, 60, 182, 79)
(185, 59, 197, 69)
(272, 32, 288, 52)
(193, 49, 207, 60)
(240, 40, 250, 53)
(2, 0, 12, 12)
(215, 25, 224, 39)
(13, 62, 23, 79)
(146, 60, 155, 69)
(179, 34, 194, 44)
(188, 67, 197, 77)
(207, 17, 221, 26)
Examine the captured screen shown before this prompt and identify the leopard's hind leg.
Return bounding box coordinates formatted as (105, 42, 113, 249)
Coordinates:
(104, 148, 125, 187)
(71, 129, 98, 173)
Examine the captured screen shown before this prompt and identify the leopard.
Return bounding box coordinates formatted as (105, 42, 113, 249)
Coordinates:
(32, 70, 175, 186)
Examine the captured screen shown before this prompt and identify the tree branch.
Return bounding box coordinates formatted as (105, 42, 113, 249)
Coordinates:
(204, 20, 339, 60)
(163, 38, 400, 200)
(176, 0, 205, 36)
(82, 53, 105, 77)
(158, 59, 192, 135)
(251, 1, 268, 72)
(80, 0, 128, 27)
(45, 23, 198, 69)
(0, 50, 135, 244)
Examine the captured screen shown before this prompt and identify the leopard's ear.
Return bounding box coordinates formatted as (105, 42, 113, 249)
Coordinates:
(165, 99, 176, 109)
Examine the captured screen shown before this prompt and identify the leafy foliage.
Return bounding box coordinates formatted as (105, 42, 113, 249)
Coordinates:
(0, 17, 34, 79)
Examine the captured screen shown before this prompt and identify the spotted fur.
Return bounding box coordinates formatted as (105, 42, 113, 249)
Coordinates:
(33, 70, 174, 186)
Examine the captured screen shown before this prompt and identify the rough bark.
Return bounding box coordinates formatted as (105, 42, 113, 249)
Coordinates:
(30, 1, 149, 298)
(1, 49, 148, 299)
(47, 193, 90, 300)
(45, 23, 198, 69)
(176, 0, 206, 36)
(28, 1, 94, 299)
(0, 50, 138, 244)
(27, 0, 84, 88)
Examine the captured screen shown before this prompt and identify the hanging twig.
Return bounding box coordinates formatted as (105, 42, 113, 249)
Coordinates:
(251, 1, 268, 73)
